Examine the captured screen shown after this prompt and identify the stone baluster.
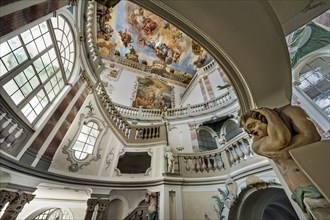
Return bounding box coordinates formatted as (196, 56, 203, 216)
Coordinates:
(206, 155, 212, 171)
(84, 198, 98, 220)
(0, 192, 35, 220)
(227, 148, 235, 166)
(217, 153, 224, 170)
(201, 156, 206, 172)
(194, 157, 200, 173)
(240, 139, 251, 159)
(95, 199, 110, 220)
(184, 157, 191, 172)
(234, 143, 244, 162)
(231, 146, 239, 164)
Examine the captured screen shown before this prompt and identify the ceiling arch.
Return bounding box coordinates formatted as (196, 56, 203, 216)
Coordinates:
(130, 0, 293, 113)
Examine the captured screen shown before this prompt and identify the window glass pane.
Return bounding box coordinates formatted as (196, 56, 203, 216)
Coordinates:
(72, 141, 84, 151)
(51, 17, 57, 28)
(85, 144, 94, 154)
(86, 136, 96, 145)
(13, 47, 28, 64)
(8, 36, 21, 50)
(24, 65, 36, 79)
(33, 58, 44, 73)
(43, 32, 52, 47)
(314, 92, 330, 109)
(26, 42, 38, 58)
(11, 90, 25, 105)
(76, 152, 87, 160)
(90, 128, 100, 137)
(21, 83, 33, 96)
(21, 30, 33, 44)
(39, 69, 48, 83)
(0, 61, 7, 77)
(77, 133, 88, 142)
(2, 53, 18, 71)
(35, 37, 46, 52)
(0, 42, 11, 57)
(58, 16, 65, 29)
(30, 76, 39, 89)
(31, 25, 41, 39)
(41, 53, 51, 66)
(39, 21, 48, 34)
(81, 125, 91, 134)
(55, 30, 63, 43)
(3, 80, 19, 96)
(14, 72, 28, 86)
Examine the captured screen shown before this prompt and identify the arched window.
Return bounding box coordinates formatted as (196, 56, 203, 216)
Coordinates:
(62, 114, 107, 172)
(197, 128, 218, 152)
(72, 121, 100, 160)
(33, 208, 73, 220)
(297, 57, 330, 117)
(224, 120, 243, 141)
(0, 15, 76, 125)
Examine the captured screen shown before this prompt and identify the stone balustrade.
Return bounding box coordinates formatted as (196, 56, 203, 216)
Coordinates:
(93, 81, 167, 146)
(0, 98, 33, 157)
(113, 87, 236, 121)
(175, 133, 262, 177)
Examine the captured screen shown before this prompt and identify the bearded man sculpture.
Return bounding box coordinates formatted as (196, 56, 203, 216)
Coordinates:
(240, 105, 323, 216)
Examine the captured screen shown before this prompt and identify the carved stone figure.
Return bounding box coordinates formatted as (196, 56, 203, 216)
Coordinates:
(145, 190, 158, 220)
(164, 147, 175, 173)
(240, 105, 323, 215)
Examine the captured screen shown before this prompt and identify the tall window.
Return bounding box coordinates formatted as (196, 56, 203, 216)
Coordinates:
(33, 208, 73, 220)
(197, 128, 217, 152)
(298, 57, 330, 116)
(0, 15, 75, 125)
(224, 120, 243, 141)
(72, 121, 100, 160)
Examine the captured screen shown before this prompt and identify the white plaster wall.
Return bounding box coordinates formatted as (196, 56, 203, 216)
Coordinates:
(208, 69, 227, 97)
(182, 84, 204, 106)
(168, 124, 193, 153)
(17, 184, 90, 220)
(101, 67, 188, 108)
(108, 68, 137, 106)
(49, 94, 123, 179)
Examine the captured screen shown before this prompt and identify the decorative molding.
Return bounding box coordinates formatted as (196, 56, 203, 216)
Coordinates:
(62, 113, 108, 172)
(105, 148, 114, 170)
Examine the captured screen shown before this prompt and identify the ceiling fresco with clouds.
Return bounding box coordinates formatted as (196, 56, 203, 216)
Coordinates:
(96, 0, 212, 84)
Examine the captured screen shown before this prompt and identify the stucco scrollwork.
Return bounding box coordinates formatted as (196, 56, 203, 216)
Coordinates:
(62, 113, 108, 172)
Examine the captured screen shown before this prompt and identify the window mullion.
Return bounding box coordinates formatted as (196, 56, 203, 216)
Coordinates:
(47, 19, 68, 84)
(0, 45, 53, 86)
(17, 68, 61, 109)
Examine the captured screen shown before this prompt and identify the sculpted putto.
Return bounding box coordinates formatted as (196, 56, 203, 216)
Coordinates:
(240, 105, 322, 215)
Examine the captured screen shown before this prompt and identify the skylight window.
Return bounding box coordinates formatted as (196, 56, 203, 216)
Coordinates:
(0, 15, 75, 125)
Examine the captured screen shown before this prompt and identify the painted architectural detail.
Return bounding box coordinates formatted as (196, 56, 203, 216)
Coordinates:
(203, 75, 215, 99)
(132, 77, 173, 109)
(96, 1, 213, 84)
(80, 70, 95, 92)
(105, 148, 115, 170)
(198, 79, 208, 102)
(189, 123, 199, 152)
(212, 188, 229, 220)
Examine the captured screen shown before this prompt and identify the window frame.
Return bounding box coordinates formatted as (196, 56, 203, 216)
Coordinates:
(62, 113, 107, 172)
(0, 13, 76, 127)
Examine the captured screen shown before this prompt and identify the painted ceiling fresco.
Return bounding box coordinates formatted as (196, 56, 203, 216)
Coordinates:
(96, 0, 212, 84)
